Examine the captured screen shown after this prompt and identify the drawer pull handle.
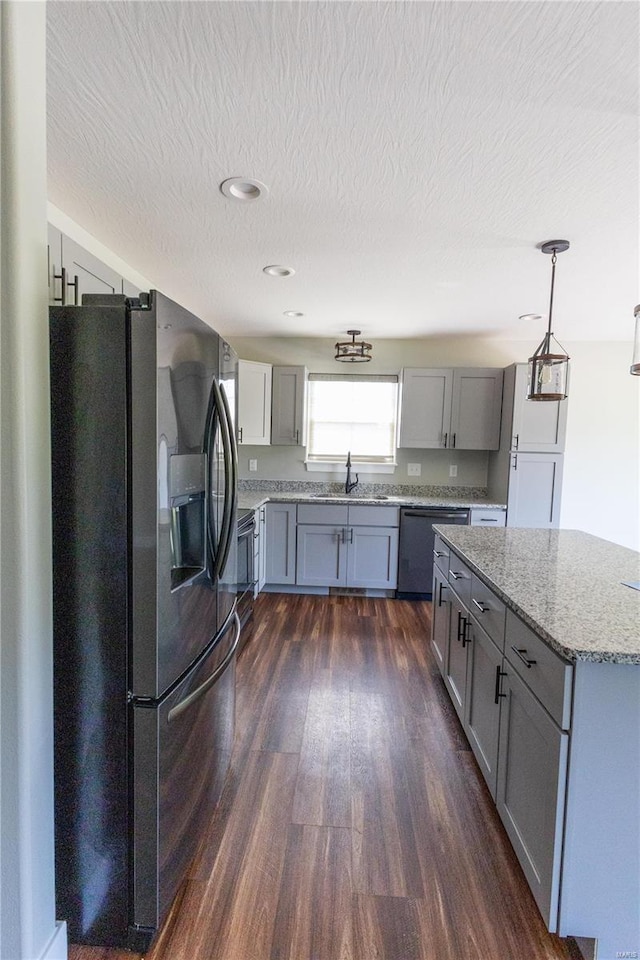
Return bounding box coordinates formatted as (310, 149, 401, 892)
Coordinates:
(494, 665, 507, 704)
(511, 645, 537, 668)
(478, 518, 498, 523)
(449, 570, 466, 580)
(434, 550, 446, 558)
(472, 598, 489, 613)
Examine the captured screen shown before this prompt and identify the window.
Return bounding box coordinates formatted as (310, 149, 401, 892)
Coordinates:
(306, 374, 399, 465)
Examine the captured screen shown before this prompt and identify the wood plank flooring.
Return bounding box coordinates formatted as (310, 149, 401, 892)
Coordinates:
(69, 593, 579, 960)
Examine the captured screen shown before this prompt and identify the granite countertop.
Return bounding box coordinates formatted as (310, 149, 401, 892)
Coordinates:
(238, 484, 507, 513)
(433, 525, 640, 665)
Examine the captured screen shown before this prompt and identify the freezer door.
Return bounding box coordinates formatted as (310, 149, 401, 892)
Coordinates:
(214, 340, 238, 630)
(132, 612, 239, 938)
(131, 291, 231, 697)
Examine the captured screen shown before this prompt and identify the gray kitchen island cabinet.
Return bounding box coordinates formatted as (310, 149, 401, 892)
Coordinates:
(431, 525, 640, 960)
(296, 503, 399, 590)
(399, 367, 503, 450)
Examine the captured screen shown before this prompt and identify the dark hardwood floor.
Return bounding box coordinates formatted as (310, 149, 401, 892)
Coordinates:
(70, 593, 578, 960)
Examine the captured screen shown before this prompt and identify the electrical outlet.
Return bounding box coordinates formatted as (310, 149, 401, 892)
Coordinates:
(449, 464, 458, 478)
(249, 459, 258, 472)
(407, 463, 421, 477)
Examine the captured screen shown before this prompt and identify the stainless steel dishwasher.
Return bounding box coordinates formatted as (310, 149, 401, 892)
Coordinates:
(396, 507, 470, 599)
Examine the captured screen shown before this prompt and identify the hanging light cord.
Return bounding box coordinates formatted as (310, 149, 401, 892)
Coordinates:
(546, 248, 557, 338)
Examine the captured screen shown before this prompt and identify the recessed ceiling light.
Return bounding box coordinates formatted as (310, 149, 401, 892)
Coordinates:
(220, 177, 268, 201)
(283, 310, 304, 318)
(263, 265, 295, 278)
(519, 313, 543, 322)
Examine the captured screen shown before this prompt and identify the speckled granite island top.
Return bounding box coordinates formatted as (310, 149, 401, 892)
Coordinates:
(433, 526, 640, 665)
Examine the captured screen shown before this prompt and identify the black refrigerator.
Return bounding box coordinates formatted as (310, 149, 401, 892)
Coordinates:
(50, 291, 239, 950)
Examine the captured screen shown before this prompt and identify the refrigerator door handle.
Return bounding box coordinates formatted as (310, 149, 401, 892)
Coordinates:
(215, 380, 238, 579)
(167, 613, 240, 724)
(206, 378, 233, 582)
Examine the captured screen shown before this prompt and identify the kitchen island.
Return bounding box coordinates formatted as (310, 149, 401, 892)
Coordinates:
(432, 525, 640, 960)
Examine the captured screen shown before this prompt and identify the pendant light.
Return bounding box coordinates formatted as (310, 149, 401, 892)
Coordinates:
(630, 305, 640, 375)
(527, 240, 570, 401)
(335, 329, 372, 363)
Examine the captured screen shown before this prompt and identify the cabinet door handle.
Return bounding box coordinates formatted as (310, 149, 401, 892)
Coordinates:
(457, 612, 466, 643)
(494, 665, 507, 704)
(472, 598, 488, 613)
(512, 434, 520, 450)
(510, 645, 537, 668)
(67, 274, 79, 305)
(511, 454, 518, 471)
(348, 527, 353, 544)
(462, 618, 471, 647)
(295, 429, 299, 444)
(53, 265, 66, 304)
(437, 581, 448, 607)
(443, 432, 448, 448)
(238, 426, 243, 443)
(452, 433, 456, 448)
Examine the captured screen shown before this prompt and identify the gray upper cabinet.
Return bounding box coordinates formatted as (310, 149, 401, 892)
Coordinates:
(450, 368, 503, 450)
(399, 368, 452, 448)
(47, 224, 63, 305)
(270, 365, 307, 446)
(237, 360, 272, 445)
(502, 363, 568, 454)
(48, 225, 145, 305)
(61, 235, 122, 302)
(399, 367, 503, 450)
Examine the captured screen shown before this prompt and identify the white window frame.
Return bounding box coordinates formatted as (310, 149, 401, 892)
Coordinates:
(305, 373, 399, 473)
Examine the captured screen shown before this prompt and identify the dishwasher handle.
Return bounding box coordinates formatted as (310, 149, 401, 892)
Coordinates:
(402, 510, 469, 520)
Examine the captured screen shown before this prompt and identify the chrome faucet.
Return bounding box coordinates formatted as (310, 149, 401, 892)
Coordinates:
(345, 451, 359, 494)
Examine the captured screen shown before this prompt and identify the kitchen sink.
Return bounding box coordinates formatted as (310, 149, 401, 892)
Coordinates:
(310, 493, 389, 500)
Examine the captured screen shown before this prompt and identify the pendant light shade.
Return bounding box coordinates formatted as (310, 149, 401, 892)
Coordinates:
(527, 240, 570, 401)
(630, 305, 640, 375)
(335, 329, 372, 363)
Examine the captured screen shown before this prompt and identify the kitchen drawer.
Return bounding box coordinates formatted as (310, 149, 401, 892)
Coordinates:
(297, 503, 349, 525)
(447, 550, 472, 605)
(433, 534, 450, 576)
(348, 505, 399, 527)
(505, 610, 573, 730)
(470, 508, 506, 527)
(469, 575, 506, 650)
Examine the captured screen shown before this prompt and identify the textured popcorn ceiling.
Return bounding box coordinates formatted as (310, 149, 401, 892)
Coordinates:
(46, 1, 638, 340)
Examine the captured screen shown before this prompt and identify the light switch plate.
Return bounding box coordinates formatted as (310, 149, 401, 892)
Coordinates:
(449, 464, 458, 478)
(249, 459, 258, 472)
(407, 463, 421, 476)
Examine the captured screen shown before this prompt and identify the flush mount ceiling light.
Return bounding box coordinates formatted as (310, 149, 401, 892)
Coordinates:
(526, 240, 570, 401)
(335, 329, 372, 363)
(283, 310, 304, 318)
(630, 305, 640, 375)
(220, 177, 268, 201)
(263, 265, 295, 278)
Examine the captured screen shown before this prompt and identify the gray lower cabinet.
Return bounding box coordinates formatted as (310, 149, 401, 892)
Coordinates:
(296, 523, 399, 589)
(495, 663, 568, 929)
(432, 545, 571, 934)
(296, 524, 346, 586)
(265, 503, 297, 585)
(463, 618, 503, 798)
(444, 591, 470, 720)
(507, 452, 563, 528)
(430, 566, 450, 674)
